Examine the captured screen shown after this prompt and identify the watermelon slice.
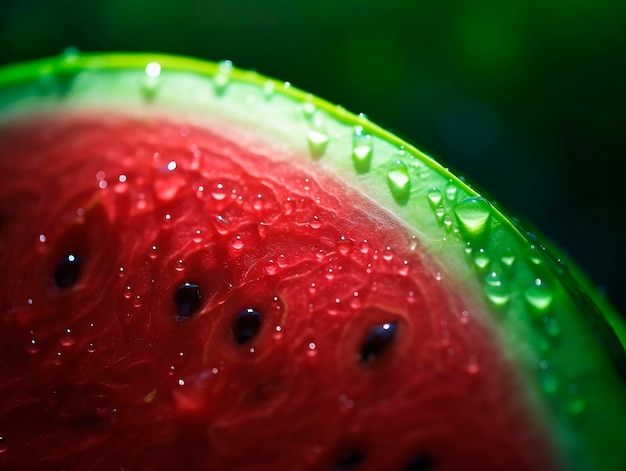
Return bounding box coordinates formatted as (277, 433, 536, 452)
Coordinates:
(0, 52, 624, 471)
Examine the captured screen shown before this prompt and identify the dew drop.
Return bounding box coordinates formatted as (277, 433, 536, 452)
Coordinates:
(53, 253, 82, 288)
(473, 248, 491, 273)
(352, 126, 373, 173)
(466, 355, 480, 374)
(427, 187, 443, 209)
(149, 244, 158, 259)
(360, 322, 398, 365)
(484, 271, 509, 307)
(386, 160, 411, 205)
(232, 308, 262, 344)
(192, 229, 203, 243)
(231, 235, 244, 250)
(214, 60, 233, 94)
(174, 282, 202, 318)
(307, 123, 329, 159)
(445, 181, 459, 202)
(525, 278, 553, 314)
(453, 197, 492, 244)
(175, 259, 185, 272)
(142, 61, 161, 100)
(500, 247, 516, 274)
(263, 80, 275, 98)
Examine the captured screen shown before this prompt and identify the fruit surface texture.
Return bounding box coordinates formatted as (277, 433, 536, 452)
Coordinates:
(0, 53, 624, 471)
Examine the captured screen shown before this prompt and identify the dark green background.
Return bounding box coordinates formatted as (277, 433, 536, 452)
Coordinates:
(2, 0, 624, 314)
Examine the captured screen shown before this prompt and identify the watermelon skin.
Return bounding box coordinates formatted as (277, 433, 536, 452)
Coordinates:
(0, 115, 559, 470)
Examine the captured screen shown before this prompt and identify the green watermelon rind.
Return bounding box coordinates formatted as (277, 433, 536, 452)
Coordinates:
(0, 52, 624, 470)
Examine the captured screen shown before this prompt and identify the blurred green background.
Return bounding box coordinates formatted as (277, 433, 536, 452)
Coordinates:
(1, 0, 624, 314)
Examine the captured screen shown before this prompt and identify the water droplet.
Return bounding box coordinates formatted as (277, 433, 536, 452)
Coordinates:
(192, 229, 203, 243)
(175, 259, 185, 272)
(435, 206, 446, 223)
(307, 342, 317, 357)
(0, 435, 7, 453)
(53, 253, 81, 288)
(310, 215, 322, 229)
(142, 61, 161, 100)
(473, 248, 491, 273)
(445, 181, 459, 202)
(500, 247, 516, 274)
(87, 342, 96, 353)
(214, 60, 233, 94)
(427, 187, 443, 209)
(174, 282, 202, 318)
(387, 160, 410, 205)
(302, 96, 316, 119)
(263, 80, 275, 98)
(382, 246, 393, 261)
(352, 126, 373, 173)
(231, 235, 244, 250)
(360, 322, 397, 365)
(525, 278, 553, 314)
(307, 122, 329, 159)
(466, 355, 480, 374)
(453, 197, 492, 244)
(149, 245, 158, 259)
(484, 271, 509, 307)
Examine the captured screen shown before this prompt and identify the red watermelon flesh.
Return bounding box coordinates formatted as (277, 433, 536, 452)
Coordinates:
(0, 114, 559, 470)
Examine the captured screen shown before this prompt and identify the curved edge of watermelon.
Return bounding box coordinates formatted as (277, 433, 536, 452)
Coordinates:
(0, 51, 624, 470)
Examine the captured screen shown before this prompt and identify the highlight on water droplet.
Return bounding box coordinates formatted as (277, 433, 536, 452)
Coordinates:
(352, 126, 373, 173)
(452, 197, 492, 244)
(386, 160, 410, 205)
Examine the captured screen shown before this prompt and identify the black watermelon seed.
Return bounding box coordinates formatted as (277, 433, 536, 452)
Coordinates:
(174, 282, 202, 318)
(335, 450, 365, 469)
(405, 454, 434, 471)
(404, 455, 435, 471)
(53, 253, 82, 288)
(232, 308, 262, 344)
(360, 321, 398, 364)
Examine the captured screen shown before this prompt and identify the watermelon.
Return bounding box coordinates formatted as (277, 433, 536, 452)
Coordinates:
(0, 52, 624, 471)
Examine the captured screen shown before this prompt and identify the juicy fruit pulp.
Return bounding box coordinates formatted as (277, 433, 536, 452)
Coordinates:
(0, 115, 557, 470)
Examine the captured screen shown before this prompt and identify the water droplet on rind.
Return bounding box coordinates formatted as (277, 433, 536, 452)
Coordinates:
(452, 197, 492, 244)
(525, 278, 553, 314)
(484, 271, 509, 307)
(387, 160, 410, 205)
(307, 123, 329, 159)
(213, 60, 233, 95)
(352, 126, 373, 173)
(427, 188, 442, 209)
